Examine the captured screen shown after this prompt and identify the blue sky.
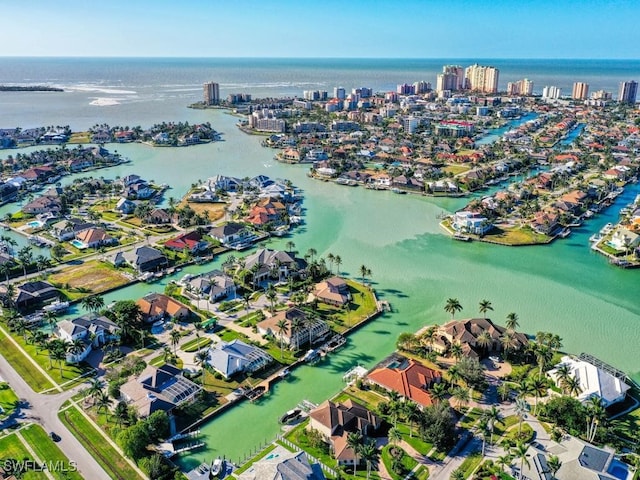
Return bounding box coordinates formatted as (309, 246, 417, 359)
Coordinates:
(2, 0, 638, 58)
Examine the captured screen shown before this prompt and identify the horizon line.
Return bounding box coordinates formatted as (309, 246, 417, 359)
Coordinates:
(1, 55, 639, 61)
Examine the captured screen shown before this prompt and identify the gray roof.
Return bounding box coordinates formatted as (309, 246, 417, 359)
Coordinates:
(207, 339, 272, 378)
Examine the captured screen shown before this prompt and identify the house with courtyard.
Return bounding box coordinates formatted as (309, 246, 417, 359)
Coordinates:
(55, 315, 121, 363)
(547, 355, 631, 407)
(367, 356, 442, 408)
(209, 222, 252, 246)
(308, 399, 381, 467)
(114, 245, 168, 272)
(183, 270, 236, 303)
(243, 248, 303, 284)
(257, 308, 329, 351)
(312, 277, 351, 307)
(136, 293, 191, 323)
(120, 364, 202, 418)
(164, 231, 209, 253)
(205, 339, 273, 379)
(235, 444, 326, 480)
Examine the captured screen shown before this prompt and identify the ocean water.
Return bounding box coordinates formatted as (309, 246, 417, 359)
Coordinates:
(0, 57, 639, 466)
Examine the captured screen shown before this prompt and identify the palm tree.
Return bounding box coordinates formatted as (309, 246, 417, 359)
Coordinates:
(31, 331, 49, 354)
(452, 385, 470, 410)
(497, 382, 511, 402)
(505, 312, 519, 332)
(17, 245, 33, 277)
(360, 440, 379, 480)
(49, 340, 67, 376)
(114, 401, 130, 428)
(511, 442, 530, 479)
(430, 382, 448, 405)
(476, 331, 492, 355)
(564, 375, 582, 398)
(95, 390, 112, 415)
(478, 299, 493, 319)
(449, 342, 463, 364)
(334, 255, 342, 275)
(346, 431, 363, 475)
(286, 240, 295, 254)
(170, 329, 181, 356)
(554, 364, 572, 394)
(276, 319, 288, 358)
(546, 454, 562, 479)
(514, 397, 530, 436)
(586, 396, 606, 442)
(534, 343, 553, 378)
(497, 454, 512, 473)
(500, 331, 517, 360)
(444, 298, 462, 319)
(482, 406, 504, 446)
(305, 248, 317, 264)
(67, 339, 86, 361)
(402, 401, 420, 438)
(81, 295, 104, 314)
(388, 427, 402, 447)
(326, 253, 335, 274)
(450, 469, 465, 480)
(195, 349, 209, 388)
(359, 264, 370, 285)
(43, 310, 58, 332)
(265, 285, 277, 314)
(528, 377, 547, 415)
(0, 263, 11, 284)
(87, 378, 104, 401)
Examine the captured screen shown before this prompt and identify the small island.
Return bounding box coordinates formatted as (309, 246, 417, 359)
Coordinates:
(0, 85, 64, 92)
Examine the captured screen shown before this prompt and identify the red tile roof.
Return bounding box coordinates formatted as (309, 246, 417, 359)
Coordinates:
(368, 358, 441, 407)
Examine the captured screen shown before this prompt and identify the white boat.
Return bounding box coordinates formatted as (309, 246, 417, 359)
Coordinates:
(278, 368, 290, 379)
(279, 408, 302, 424)
(43, 300, 70, 313)
(302, 349, 320, 363)
(211, 457, 223, 477)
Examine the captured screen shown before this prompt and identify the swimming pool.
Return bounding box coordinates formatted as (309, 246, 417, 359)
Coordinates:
(265, 453, 280, 460)
(608, 459, 630, 480)
(27, 220, 43, 228)
(70, 239, 87, 249)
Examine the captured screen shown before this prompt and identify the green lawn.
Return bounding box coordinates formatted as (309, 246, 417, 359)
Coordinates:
(180, 337, 212, 352)
(59, 406, 144, 480)
(0, 382, 19, 418)
(0, 328, 54, 392)
(9, 328, 91, 388)
(459, 451, 483, 478)
(20, 424, 85, 480)
(0, 433, 46, 480)
(381, 445, 418, 480)
(332, 385, 387, 412)
(395, 423, 433, 455)
(483, 225, 552, 246)
(459, 407, 483, 429)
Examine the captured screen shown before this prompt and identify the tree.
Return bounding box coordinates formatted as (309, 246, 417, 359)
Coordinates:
(497, 454, 513, 473)
(546, 454, 562, 479)
(554, 364, 572, 394)
(449, 342, 463, 364)
(506, 312, 519, 332)
(450, 469, 465, 480)
(17, 245, 33, 277)
(497, 382, 511, 402)
(533, 343, 553, 378)
(388, 427, 402, 447)
(478, 299, 493, 319)
(49, 339, 67, 376)
(114, 401, 130, 428)
(360, 440, 379, 480)
(195, 349, 209, 388)
(528, 377, 548, 415)
(444, 298, 462, 319)
(481, 405, 504, 446)
(451, 385, 470, 410)
(81, 295, 105, 314)
(564, 375, 582, 398)
(265, 284, 277, 314)
(346, 431, 363, 475)
(476, 330, 492, 354)
(51, 244, 67, 262)
(118, 422, 150, 460)
(95, 390, 112, 414)
(429, 382, 448, 405)
(326, 253, 335, 274)
(586, 396, 606, 442)
(334, 255, 342, 275)
(511, 442, 530, 478)
(360, 264, 372, 285)
(169, 329, 181, 356)
(87, 377, 104, 401)
(276, 319, 288, 359)
(515, 397, 530, 435)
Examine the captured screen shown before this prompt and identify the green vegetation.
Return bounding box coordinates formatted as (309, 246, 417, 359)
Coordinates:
(20, 424, 85, 480)
(59, 406, 144, 480)
(0, 328, 54, 392)
(49, 260, 131, 298)
(232, 444, 277, 476)
(0, 433, 45, 480)
(180, 337, 212, 352)
(0, 382, 19, 418)
(458, 451, 483, 478)
(483, 225, 552, 246)
(381, 445, 417, 480)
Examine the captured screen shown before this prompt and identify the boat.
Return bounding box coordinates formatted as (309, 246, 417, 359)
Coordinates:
(185, 461, 212, 480)
(558, 228, 571, 238)
(211, 457, 223, 478)
(336, 177, 358, 186)
(279, 408, 302, 424)
(391, 188, 406, 194)
(43, 300, 69, 313)
(302, 349, 320, 363)
(278, 368, 290, 379)
(453, 232, 472, 242)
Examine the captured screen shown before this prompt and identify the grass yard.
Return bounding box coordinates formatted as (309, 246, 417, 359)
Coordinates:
(395, 423, 433, 455)
(48, 259, 131, 297)
(59, 406, 144, 480)
(459, 451, 483, 478)
(181, 337, 212, 352)
(20, 424, 84, 480)
(68, 132, 91, 143)
(442, 165, 471, 175)
(0, 328, 54, 392)
(483, 225, 552, 246)
(382, 445, 418, 480)
(0, 382, 19, 418)
(0, 433, 47, 480)
(332, 385, 387, 412)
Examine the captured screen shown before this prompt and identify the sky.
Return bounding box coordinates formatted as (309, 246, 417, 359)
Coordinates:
(1, 0, 638, 59)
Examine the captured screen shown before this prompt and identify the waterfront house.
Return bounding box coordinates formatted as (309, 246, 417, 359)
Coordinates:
(15, 281, 59, 310)
(235, 444, 326, 480)
(125, 181, 155, 200)
(120, 364, 202, 418)
(0, 182, 18, 204)
(245, 198, 288, 227)
(608, 226, 640, 252)
(518, 435, 629, 480)
(74, 227, 117, 249)
(203, 175, 241, 193)
(312, 277, 351, 307)
(547, 355, 630, 407)
(22, 196, 63, 215)
(308, 399, 381, 467)
(391, 175, 425, 192)
(114, 245, 168, 272)
(531, 209, 560, 235)
(164, 231, 209, 253)
(136, 293, 191, 323)
(184, 270, 236, 303)
(147, 208, 172, 225)
(115, 197, 136, 214)
(452, 211, 493, 235)
(209, 222, 251, 245)
(367, 356, 442, 407)
(22, 166, 55, 183)
(205, 339, 273, 379)
(55, 315, 121, 363)
(51, 219, 97, 241)
(243, 248, 302, 284)
(432, 318, 528, 359)
(257, 308, 329, 350)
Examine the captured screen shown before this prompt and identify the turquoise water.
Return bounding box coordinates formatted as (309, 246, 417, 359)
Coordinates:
(0, 57, 639, 467)
(40, 110, 637, 469)
(475, 112, 538, 145)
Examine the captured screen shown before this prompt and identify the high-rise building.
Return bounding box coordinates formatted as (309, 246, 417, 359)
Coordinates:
(413, 81, 431, 94)
(403, 116, 420, 134)
(333, 87, 346, 100)
(618, 81, 638, 104)
(464, 64, 499, 94)
(572, 82, 589, 100)
(203, 82, 219, 105)
(506, 78, 534, 96)
(542, 86, 562, 100)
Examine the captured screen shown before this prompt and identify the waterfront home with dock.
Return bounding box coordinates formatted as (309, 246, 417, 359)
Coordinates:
(205, 339, 273, 379)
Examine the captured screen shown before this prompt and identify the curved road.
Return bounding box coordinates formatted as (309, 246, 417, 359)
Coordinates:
(0, 353, 111, 480)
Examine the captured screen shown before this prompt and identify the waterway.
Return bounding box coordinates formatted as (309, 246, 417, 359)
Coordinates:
(2, 109, 640, 468)
(475, 112, 538, 145)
